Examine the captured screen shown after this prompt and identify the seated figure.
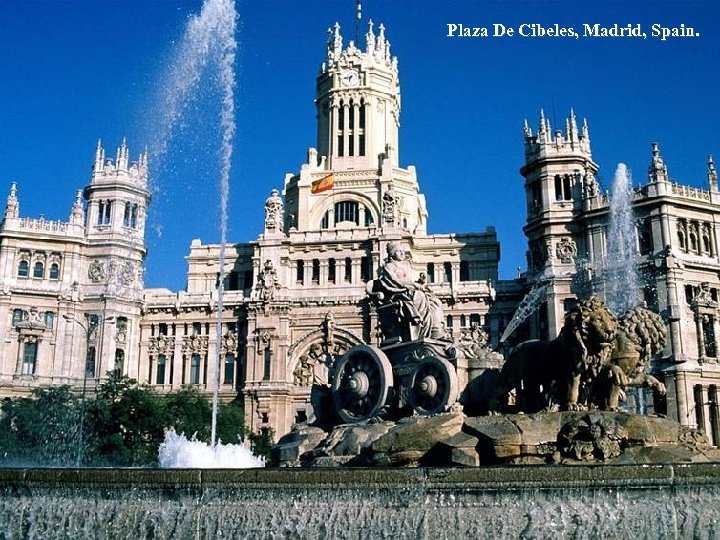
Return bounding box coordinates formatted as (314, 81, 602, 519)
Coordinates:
(371, 242, 448, 341)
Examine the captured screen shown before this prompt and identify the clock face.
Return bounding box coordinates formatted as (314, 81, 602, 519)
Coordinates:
(342, 70, 360, 87)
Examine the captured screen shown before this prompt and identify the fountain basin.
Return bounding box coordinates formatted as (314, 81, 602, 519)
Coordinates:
(2, 464, 720, 538)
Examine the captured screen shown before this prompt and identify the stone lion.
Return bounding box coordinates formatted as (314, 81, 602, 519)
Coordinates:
(590, 305, 667, 410)
(493, 297, 617, 413)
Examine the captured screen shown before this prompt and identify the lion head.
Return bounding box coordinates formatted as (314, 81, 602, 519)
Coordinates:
(563, 297, 618, 357)
(615, 305, 667, 367)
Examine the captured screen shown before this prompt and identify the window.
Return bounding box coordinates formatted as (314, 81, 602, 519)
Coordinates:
(243, 270, 254, 290)
(704, 316, 717, 358)
(159, 323, 168, 336)
(22, 341, 37, 376)
(361, 256, 372, 282)
(335, 201, 359, 225)
(311, 259, 320, 284)
(44, 311, 54, 329)
(337, 106, 345, 157)
(460, 314, 467, 327)
(446, 315, 453, 330)
(190, 354, 201, 384)
(426, 263, 435, 283)
(97, 200, 112, 225)
(460, 261, 470, 281)
(444, 262, 452, 283)
(12, 309, 24, 326)
(157, 355, 167, 384)
(224, 353, 236, 385)
(123, 202, 138, 228)
(85, 346, 96, 377)
(328, 258, 336, 283)
(263, 349, 271, 381)
(554, 175, 563, 201)
(296, 260, 304, 284)
(17, 260, 29, 278)
(192, 322, 202, 336)
(33, 261, 44, 278)
(114, 349, 125, 374)
(638, 219, 653, 255)
(49, 262, 60, 280)
(344, 257, 352, 283)
(531, 181, 542, 208)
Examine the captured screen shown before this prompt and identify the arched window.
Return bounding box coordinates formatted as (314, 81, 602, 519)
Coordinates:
(33, 261, 44, 278)
(49, 262, 60, 280)
(17, 260, 29, 278)
(335, 201, 359, 224)
(678, 228, 686, 251)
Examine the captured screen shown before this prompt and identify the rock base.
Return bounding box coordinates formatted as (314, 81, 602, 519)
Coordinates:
(271, 411, 720, 467)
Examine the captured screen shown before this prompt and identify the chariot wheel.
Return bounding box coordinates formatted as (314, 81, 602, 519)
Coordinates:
(331, 345, 393, 424)
(408, 356, 459, 415)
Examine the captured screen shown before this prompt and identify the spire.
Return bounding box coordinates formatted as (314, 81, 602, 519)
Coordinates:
(648, 142, 669, 183)
(566, 108, 578, 142)
(70, 189, 84, 225)
(538, 109, 549, 142)
(581, 118, 590, 141)
(708, 155, 718, 190)
(523, 119, 532, 138)
(93, 139, 105, 173)
(116, 138, 129, 171)
(365, 19, 375, 52)
(4, 182, 19, 220)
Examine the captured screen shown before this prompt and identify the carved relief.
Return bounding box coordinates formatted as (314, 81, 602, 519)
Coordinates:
(182, 335, 209, 354)
(88, 260, 107, 283)
(253, 259, 281, 301)
(149, 336, 175, 355)
(556, 238, 577, 264)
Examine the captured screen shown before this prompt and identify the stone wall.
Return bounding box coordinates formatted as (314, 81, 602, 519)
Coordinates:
(1, 464, 720, 538)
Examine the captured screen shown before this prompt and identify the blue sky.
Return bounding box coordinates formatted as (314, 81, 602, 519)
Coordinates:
(1, 0, 718, 290)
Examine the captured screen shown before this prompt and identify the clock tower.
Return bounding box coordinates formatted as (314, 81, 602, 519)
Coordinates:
(316, 21, 400, 170)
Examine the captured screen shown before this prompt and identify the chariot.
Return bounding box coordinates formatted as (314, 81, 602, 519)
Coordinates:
(329, 276, 461, 424)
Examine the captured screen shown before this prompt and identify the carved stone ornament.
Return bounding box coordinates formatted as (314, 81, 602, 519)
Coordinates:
(253, 259, 281, 301)
(222, 331, 238, 353)
(558, 413, 626, 461)
(88, 260, 107, 283)
(182, 335, 208, 353)
(264, 189, 284, 233)
(556, 237, 577, 264)
(149, 336, 174, 354)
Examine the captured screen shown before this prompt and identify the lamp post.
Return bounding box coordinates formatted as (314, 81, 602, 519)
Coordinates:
(63, 313, 114, 467)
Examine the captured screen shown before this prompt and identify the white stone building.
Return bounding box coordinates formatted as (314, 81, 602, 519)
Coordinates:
(2, 19, 720, 445)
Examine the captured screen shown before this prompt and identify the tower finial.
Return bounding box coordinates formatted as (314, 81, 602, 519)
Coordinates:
(4, 181, 19, 220)
(708, 155, 717, 190)
(523, 119, 532, 138)
(648, 142, 668, 183)
(70, 189, 84, 225)
(366, 19, 375, 52)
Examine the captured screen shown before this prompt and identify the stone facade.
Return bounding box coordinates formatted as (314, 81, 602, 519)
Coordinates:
(2, 20, 720, 445)
(0, 140, 148, 398)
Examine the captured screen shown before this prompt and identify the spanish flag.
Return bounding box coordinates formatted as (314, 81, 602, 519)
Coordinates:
(311, 173, 334, 194)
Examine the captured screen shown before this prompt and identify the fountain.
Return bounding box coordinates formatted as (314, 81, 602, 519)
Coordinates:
(4, 3, 720, 537)
(143, 0, 255, 466)
(605, 163, 642, 315)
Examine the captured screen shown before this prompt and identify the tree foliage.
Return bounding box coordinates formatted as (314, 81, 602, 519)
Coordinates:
(0, 372, 250, 467)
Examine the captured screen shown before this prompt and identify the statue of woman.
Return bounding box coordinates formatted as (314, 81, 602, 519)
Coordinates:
(376, 242, 447, 340)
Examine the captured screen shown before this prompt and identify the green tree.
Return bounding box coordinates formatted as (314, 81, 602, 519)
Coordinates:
(165, 386, 212, 441)
(85, 373, 169, 466)
(0, 386, 81, 466)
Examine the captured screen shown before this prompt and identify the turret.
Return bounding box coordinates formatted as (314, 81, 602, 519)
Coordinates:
(84, 140, 150, 245)
(316, 20, 400, 169)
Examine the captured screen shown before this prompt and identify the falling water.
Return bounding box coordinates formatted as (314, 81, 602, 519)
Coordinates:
(605, 164, 641, 315)
(147, 0, 251, 465)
